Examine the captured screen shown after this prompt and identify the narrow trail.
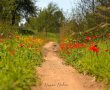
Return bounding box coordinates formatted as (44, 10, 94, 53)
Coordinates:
(32, 42, 104, 90)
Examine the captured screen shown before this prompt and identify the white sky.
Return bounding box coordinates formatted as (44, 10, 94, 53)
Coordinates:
(36, 0, 79, 12)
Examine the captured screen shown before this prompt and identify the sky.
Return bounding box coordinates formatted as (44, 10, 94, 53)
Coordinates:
(36, 0, 79, 12)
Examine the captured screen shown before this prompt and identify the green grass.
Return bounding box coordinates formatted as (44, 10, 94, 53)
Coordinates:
(0, 35, 44, 90)
(36, 32, 60, 42)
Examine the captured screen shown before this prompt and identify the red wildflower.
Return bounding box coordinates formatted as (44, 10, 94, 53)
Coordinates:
(19, 44, 25, 47)
(0, 39, 3, 42)
(90, 42, 95, 45)
(107, 33, 110, 39)
(89, 45, 99, 53)
(60, 43, 66, 50)
(16, 36, 20, 39)
(85, 32, 89, 34)
(85, 36, 91, 41)
(67, 43, 74, 49)
(74, 43, 86, 48)
(92, 36, 97, 40)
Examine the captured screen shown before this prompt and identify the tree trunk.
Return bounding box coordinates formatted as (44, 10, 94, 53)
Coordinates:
(92, 0, 95, 13)
(11, 10, 16, 25)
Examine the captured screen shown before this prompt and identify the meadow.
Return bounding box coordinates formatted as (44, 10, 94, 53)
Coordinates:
(60, 32, 110, 86)
(0, 33, 44, 90)
(1, 0, 110, 89)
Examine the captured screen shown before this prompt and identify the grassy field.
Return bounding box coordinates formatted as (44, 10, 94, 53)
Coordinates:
(60, 34, 110, 87)
(0, 34, 44, 90)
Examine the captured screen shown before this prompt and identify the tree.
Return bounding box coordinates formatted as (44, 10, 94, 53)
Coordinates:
(0, 0, 37, 25)
(96, 1, 109, 23)
(26, 2, 65, 33)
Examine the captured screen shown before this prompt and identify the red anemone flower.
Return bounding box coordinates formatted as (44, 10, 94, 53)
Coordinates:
(90, 42, 95, 45)
(89, 45, 99, 53)
(107, 33, 110, 39)
(60, 43, 66, 50)
(19, 44, 25, 47)
(74, 43, 84, 48)
(92, 36, 97, 40)
(85, 36, 91, 41)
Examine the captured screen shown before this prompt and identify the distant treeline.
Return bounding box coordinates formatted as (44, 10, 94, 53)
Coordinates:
(0, 0, 110, 35)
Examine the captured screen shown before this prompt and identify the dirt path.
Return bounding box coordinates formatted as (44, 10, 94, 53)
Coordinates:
(32, 42, 104, 90)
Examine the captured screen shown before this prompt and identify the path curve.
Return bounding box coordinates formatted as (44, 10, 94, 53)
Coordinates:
(32, 42, 104, 90)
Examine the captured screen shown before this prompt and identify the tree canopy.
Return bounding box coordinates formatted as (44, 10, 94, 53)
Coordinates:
(26, 2, 65, 33)
(0, 0, 37, 25)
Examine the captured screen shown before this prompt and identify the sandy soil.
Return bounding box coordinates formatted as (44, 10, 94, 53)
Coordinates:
(31, 42, 104, 90)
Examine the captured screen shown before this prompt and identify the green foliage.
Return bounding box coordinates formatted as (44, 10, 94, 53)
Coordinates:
(36, 32, 60, 42)
(0, 22, 19, 37)
(26, 2, 65, 33)
(0, 0, 37, 25)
